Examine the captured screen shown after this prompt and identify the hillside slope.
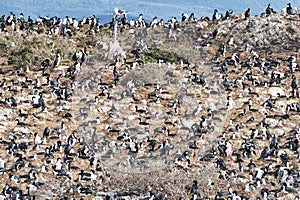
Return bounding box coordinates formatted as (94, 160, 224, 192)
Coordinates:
(0, 10, 299, 199)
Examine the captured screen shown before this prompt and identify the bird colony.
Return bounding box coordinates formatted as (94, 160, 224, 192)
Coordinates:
(0, 3, 300, 200)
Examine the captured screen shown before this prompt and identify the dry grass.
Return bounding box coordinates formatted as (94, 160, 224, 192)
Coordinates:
(107, 163, 226, 199)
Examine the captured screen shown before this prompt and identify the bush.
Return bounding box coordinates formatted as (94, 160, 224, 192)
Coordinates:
(8, 56, 17, 65)
(141, 49, 184, 64)
(21, 47, 34, 62)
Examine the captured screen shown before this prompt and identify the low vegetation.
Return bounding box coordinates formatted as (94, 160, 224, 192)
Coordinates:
(141, 49, 184, 64)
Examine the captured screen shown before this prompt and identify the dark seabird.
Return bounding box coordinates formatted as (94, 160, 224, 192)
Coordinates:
(212, 9, 221, 21)
(137, 13, 146, 27)
(41, 58, 51, 69)
(291, 75, 299, 98)
(245, 8, 251, 19)
(18, 109, 28, 118)
(53, 53, 61, 67)
(72, 47, 87, 64)
(181, 13, 189, 22)
(286, 3, 293, 15)
(212, 28, 219, 38)
(258, 147, 270, 160)
(188, 13, 196, 22)
(150, 16, 158, 27)
(266, 4, 275, 15)
(223, 10, 233, 20)
(113, 66, 119, 82)
(219, 45, 226, 57)
(190, 180, 199, 195)
(216, 157, 227, 170)
(189, 140, 199, 149)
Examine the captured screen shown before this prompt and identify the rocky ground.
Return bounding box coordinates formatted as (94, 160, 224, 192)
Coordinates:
(0, 11, 300, 200)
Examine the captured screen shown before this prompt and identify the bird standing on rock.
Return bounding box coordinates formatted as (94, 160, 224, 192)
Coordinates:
(291, 75, 299, 98)
(212, 9, 221, 21)
(113, 66, 119, 85)
(72, 47, 87, 64)
(181, 13, 189, 22)
(150, 16, 158, 27)
(190, 180, 199, 196)
(245, 8, 251, 19)
(266, 4, 275, 15)
(286, 3, 293, 15)
(224, 10, 233, 20)
(53, 53, 61, 67)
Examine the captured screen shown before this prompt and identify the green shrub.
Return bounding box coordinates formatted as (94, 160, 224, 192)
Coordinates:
(141, 49, 183, 64)
(21, 51, 33, 62)
(8, 56, 17, 65)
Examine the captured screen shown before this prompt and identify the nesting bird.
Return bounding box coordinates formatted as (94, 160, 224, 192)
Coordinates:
(41, 58, 51, 69)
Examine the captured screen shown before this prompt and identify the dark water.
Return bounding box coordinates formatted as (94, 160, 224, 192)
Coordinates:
(0, 0, 299, 25)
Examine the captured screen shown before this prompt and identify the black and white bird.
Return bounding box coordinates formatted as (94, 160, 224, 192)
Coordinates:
(212, 9, 222, 20)
(113, 66, 119, 83)
(288, 55, 296, 63)
(137, 13, 145, 27)
(0, 156, 5, 171)
(190, 180, 199, 195)
(72, 47, 87, 64)
(266, 4, 275, 15)
(181, 13, 189, 22)
(291, 75, 298, 97)
(212, 28, 219, 38)
(114, 7, 127, 16)
(223, 10, 233, 20)
(41, 58, 51, 69)
(188, 13, 196, 22)
(150, 16, 158, 27)
(53, 53, 61, 67)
